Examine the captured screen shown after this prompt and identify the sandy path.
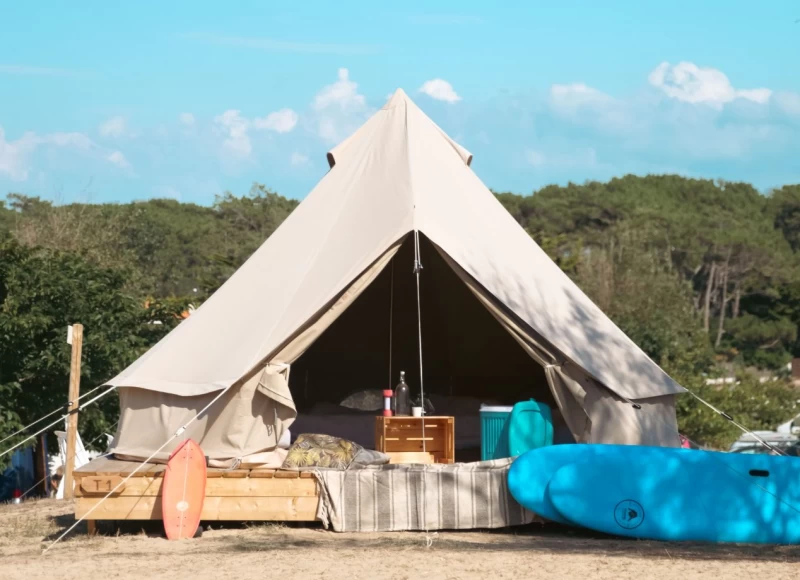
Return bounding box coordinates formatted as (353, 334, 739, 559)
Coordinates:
(1, 499, 798, 580)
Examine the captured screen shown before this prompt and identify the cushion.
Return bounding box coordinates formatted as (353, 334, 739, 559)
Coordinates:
(352, 447, 390, 466)
(281, 433, 364, 470)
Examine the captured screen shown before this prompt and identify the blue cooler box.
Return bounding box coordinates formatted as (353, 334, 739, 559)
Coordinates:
(480, 405, 513, 460)
(480, 400, 553, 460)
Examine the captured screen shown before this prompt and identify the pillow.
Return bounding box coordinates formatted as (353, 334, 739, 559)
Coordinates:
(352, 447, 390, 466)
(281, 433, 364, 470)
(340, 389, 384, 412)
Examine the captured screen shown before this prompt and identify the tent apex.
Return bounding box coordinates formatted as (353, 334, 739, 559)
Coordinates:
(384, 88, 411, 108)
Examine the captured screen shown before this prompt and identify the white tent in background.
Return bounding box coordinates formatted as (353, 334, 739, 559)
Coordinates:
(106, 89, 685, 466)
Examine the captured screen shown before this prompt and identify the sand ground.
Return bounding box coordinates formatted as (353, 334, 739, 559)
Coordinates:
(1, 499, 799, 580)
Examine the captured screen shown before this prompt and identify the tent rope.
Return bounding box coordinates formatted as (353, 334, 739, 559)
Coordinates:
(546, 363, 800, 516)
(413, 230, 425, 454)
(0, 383, 114, 448)
(413, 231, 433, 542)
(42, 384, 233, 555)
(607, 375, 788, 456)
(0, 386, 118, 460)
(389, 258, 394, 391)
(613, 385, 800, 516)
(19, 421, 118, 500)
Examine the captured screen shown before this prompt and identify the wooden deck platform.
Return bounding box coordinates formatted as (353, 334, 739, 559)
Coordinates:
(74, 457, 320, 532)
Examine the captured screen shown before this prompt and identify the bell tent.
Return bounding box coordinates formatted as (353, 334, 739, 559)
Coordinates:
(107, 89, 685, 466)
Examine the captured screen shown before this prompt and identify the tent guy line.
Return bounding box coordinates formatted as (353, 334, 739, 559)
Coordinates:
(0, 386, 117, 460)
(0, 382, 114, 448)
(42, 384, 234, 555)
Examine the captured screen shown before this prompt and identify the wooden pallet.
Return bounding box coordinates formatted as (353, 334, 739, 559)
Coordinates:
(74, 456, 319, 533)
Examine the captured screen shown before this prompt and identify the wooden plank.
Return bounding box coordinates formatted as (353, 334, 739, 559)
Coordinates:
(80, 475, 125, 495)
(299, 472, 315, 479)
(383, 439, 445, 452)
(86, 520, 97, 536)
(78, 476, 317, 498)
(118, 462, 157, 477)
(74, 456, 119, 475)
(273, 471, 300, 479)
(249, 469, 276, 478)
(79, 476, 162, 498)
(221, 469, 250, 478)
(76, 495, 320, 521)
(64, 324, 83, 500)
(144, 464, 166, 477)
(386, 452, 434, 464)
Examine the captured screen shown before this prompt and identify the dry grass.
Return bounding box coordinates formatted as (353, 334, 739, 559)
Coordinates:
(1, 498, 799, 580)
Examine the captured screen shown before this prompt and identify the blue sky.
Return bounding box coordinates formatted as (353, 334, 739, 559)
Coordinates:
(1, 1, 799, 204)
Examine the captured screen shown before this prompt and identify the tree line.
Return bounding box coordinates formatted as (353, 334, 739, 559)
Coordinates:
(1, 175, 799, 457)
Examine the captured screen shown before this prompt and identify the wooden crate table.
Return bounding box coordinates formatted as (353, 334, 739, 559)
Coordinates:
(374, 416, 455, 464)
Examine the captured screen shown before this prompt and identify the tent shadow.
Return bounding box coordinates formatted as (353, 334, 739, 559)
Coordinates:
(43, 514, 800, 563)
(218, 522, 800, 563)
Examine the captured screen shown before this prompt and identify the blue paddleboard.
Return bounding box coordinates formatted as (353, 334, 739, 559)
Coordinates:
(548, 446, 800, 544)
(507, 443, 671, 523)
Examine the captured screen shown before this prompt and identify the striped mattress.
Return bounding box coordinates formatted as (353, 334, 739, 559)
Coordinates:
(313, 457, 538, 532)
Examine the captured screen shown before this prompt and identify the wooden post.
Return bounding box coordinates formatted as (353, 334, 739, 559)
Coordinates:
(38, 434, 49, 497)
(63, 323, 83, 500)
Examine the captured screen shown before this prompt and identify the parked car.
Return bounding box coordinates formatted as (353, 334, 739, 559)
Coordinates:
(728, 430, 800, 455)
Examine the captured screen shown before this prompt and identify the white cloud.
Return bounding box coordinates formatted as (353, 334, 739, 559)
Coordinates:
(0, 127, 93, 181)
(312, 68, 370, 143)
(107, 150, 131, 169)
(42, 132, 93, 149)
(99, 116, 128, 138)
(549, 83, 635, 133)
(179, 112, 196, 126)
(314, 68, 366, 112)
(214, 109, 251, 157)
(648, 61, 771, 109)
(290, 152, 310, 166)
(254, 108, 298, 133)
(550, 83, 614, 111)
(419, 79, 461, 103)
(775, 92, 800, 117)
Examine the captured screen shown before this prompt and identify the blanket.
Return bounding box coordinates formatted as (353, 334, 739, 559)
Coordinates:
(314, 458, 538, 532)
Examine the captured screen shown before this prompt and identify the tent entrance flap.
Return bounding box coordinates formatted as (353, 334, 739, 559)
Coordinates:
(289, 234, 575, 457)
(431, 240, 680, 448)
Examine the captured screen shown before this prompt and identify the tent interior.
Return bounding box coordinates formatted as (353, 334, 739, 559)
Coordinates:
(289, 233, 576, 461)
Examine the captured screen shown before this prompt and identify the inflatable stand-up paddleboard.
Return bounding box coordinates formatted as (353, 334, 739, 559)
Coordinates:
(508, 444, 669, 524)
(162, 439, 207, 540)
(547, 445, 800, 544)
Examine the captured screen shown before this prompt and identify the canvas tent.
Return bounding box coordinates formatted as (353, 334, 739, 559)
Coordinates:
(108, 89, 685, 466)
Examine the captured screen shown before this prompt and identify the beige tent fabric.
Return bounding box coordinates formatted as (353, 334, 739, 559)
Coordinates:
(584, 389, 681, 446)
(434, 245, 679, 446)
(107, 88, 685, 461)
(112, 372, 287, 465)
(111, 242, 402, 464)
(107, 88, 681, 404)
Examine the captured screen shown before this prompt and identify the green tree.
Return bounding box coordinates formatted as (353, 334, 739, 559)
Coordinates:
(0, 238, 147, 465)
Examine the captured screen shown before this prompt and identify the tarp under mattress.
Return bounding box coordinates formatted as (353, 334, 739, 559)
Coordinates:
(313, 458, 538, 532)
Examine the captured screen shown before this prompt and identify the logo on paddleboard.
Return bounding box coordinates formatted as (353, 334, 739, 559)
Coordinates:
(614, 499, 644, 529)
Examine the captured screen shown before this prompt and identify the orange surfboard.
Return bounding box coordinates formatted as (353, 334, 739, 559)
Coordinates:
(162, 439, 206, 540)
